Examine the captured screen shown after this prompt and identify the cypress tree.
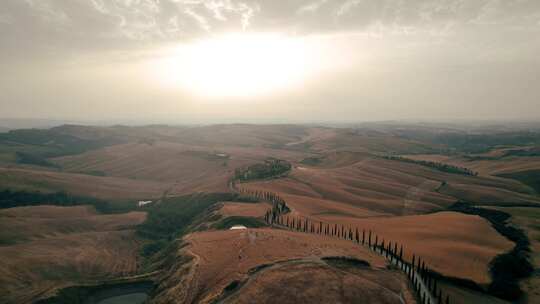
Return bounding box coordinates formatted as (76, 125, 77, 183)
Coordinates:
(399, 245, 403, 262)
(319, 222, 323, 234)
(362, 229, 365, 245)
(368, 230, 372, 247)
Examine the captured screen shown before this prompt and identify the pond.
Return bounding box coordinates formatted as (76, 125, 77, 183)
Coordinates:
(36, 281, 154, 304)
(83, 282, 153, 304)
(97, 292, 148, 304)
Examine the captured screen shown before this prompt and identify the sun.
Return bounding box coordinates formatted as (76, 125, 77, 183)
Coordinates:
(154, 33, 314, 99)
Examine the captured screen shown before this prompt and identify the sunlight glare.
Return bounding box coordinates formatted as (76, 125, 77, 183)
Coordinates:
(154, 33, 315, 99)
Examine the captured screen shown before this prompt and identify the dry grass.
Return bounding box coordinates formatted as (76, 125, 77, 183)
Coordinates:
(49, 141, 311, 197)
(219, 202, 271, 218)
(223, 261, 415, 304)
(152, 228, 414, 304)
(242, 154, 539, 220)
(0, 205, 146, 303)
(438, 281, 510, 304)
(404, 153, 540, 179)
(0, 167, 169, 200)
(316, 211, 513, 285)
(241, 159, 458, 216)
(439, 182, 540, 205)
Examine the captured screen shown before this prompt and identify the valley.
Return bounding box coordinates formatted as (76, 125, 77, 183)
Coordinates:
(1, 123, 539, 304)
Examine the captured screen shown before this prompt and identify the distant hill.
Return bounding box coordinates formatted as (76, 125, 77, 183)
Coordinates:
(0, 118, 79, 129)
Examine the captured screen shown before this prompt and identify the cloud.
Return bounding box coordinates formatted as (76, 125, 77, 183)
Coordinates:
(1, 0, 540, 122)
(1, 0, 539, 63)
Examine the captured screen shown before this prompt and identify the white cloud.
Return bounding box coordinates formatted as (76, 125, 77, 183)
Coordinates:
(336, 0, 362, 17)
(297, 0, 328, 14)
(184, 7, 211, 32)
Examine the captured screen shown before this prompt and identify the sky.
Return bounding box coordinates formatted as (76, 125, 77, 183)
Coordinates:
(1, 0, 540, 124)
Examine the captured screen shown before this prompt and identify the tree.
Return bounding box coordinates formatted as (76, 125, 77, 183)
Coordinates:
(411, 253, 416, 275)
(362, 229, 365, 245)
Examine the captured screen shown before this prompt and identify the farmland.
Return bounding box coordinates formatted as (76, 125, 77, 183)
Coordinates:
(1, 123, 540, 303)
(0, 205, 146, 303)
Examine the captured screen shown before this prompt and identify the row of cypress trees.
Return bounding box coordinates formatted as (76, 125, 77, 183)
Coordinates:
(252, 187, 452, 304)
(268, 213, 451, 304)
(232, 181, 452, 304)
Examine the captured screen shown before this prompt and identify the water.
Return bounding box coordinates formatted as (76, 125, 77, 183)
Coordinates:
(97, 292, 148, 304)
(78, 281, 153, 304)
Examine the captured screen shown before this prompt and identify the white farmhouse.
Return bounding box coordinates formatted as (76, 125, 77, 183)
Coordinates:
(138, 200, 153, 207)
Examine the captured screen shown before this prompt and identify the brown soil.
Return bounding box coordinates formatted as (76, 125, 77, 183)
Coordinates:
(315, 211, 514, 285)
(151, 228, 415, 304)
(0, 205, 146, 303)
(223, 260, 414, 304)
(0, 167, 169, 199)
(219, 202, 271, 218)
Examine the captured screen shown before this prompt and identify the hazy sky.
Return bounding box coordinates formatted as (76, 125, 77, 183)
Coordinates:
(1, 0, 540, 123)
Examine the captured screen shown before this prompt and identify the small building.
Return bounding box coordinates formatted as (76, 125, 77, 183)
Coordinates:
(229, 225, 247, 230)
(138, 200, 153, 207)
